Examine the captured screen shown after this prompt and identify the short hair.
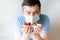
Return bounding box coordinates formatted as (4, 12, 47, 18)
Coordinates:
(22, 0, 41, 9)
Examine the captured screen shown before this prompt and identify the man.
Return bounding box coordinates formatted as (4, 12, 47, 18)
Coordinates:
(13, 0, 50, 40)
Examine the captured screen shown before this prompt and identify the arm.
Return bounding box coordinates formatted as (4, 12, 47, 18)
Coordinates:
(40, 34, 48, 40)
(21, 25, 33, 40)
(14, 26, 30, 40)
(21, 34, 30, 40)
(31, 15, 50, 40)
(32, 33, 48, 40)
(32, 33, 44, 40)
(14, 34, 30, 40)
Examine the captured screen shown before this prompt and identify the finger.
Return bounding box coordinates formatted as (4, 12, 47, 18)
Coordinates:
(36, 28, 39, 33)
(21, 26, 24, 32)
(37, 27, 42, 33)
(33, 29, 37, 33)
(39, 27, 42, 31)
(24, 25, 29, 33)
(37, 27, 41, 31)
(38, 25, 43, 29)
(27, 27, 31, 34)
(22, 25, 29, 31)
(28, 26, 32, 33)
(30, 27, 33, 33)
(22, 25, 25, 28)
(22, 25, 26, 32)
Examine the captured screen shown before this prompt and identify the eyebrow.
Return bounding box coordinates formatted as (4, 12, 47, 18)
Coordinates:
(34, 10, 38, 12)
(26, 9, 39, 13)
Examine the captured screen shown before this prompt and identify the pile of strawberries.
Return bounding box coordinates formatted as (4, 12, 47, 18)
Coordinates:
(24, 22, 37, 26)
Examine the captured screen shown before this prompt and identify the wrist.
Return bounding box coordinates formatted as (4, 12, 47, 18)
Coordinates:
(31, 33, 43, 40)
(32, 33, 39, 36)
(22, 34, 30, 40)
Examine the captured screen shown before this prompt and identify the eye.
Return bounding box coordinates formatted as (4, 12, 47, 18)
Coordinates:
(34, 12, 39, 14)
(27, 12, 30, 14)
(34, 11, 39, 14)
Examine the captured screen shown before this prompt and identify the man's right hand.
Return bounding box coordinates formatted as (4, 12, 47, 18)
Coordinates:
(22, 25, 32, 34)
(21, 24, 33, 40)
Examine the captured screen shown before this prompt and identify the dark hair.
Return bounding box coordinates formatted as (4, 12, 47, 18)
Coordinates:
(22, 0, 41, 9)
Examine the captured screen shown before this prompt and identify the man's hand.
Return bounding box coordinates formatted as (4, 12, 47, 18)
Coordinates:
(21, 24, 33, 40)
(33, 25, 43, 33)
(31, 25, 43, 40)
(22, 25, 32, 34)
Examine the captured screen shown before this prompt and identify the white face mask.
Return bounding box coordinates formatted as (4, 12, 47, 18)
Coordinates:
(24, 15, 40, 23)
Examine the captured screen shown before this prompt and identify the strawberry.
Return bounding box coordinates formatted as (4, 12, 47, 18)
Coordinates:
(24, 22, 31, 26)
(32, 22, 37, 26)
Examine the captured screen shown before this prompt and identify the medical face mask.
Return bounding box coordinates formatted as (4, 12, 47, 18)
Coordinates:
(24, 15, 40, 23)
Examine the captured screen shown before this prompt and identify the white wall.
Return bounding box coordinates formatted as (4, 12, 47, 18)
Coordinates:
(0, 0, 19, 40)
(0, 0, 60, 40)
(40, 0, 60, 40)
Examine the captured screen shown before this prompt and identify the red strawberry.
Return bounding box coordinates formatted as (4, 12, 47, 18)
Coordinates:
(24, 22, 31, 26)
(32, 22, 37, 26)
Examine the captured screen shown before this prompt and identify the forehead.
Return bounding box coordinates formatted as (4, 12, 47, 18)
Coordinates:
(23, 5, 39, 12)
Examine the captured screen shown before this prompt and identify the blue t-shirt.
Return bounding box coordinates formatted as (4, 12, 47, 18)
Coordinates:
(14, 14, 50, 40)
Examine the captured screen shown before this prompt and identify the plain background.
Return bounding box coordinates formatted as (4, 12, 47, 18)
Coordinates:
(0, 0, 60, 40)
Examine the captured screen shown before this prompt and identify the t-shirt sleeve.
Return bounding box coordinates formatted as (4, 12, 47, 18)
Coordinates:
(12, 16, 23, 35)
(40, 15, 50, 35)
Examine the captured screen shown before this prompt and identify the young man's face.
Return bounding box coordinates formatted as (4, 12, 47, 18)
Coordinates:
(23, 4, 40, 16)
